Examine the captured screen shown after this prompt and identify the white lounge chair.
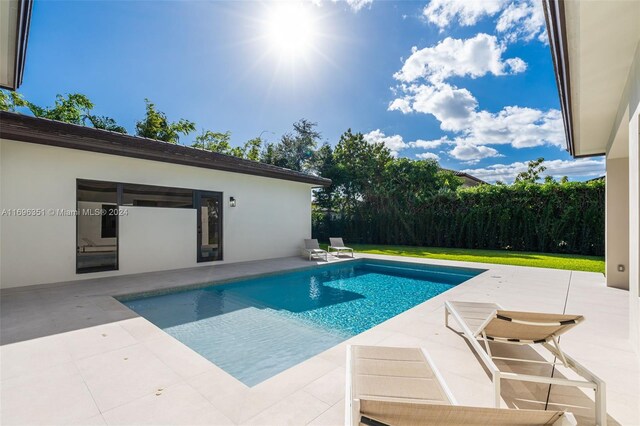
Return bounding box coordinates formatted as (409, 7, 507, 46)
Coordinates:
(78, 237, 117, 253)
(346, 345, 576, 426)
(328, 237, 354, 257)
(301, 239, 328, 261)
(444, 301, 606, 426)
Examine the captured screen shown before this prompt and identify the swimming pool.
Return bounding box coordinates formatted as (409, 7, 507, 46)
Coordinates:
(122, 259, 483, 386)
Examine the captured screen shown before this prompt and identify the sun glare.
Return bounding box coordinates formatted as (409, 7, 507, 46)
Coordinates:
(264, 2, 318, 58)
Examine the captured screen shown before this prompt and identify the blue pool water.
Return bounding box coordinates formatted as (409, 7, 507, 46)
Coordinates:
(122, 260, 483, 386)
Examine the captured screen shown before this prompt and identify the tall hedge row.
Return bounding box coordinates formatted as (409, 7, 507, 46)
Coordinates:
(312, 181, 605, 256)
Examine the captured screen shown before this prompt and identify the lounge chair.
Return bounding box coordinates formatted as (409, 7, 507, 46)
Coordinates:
(328, 237, 354, 258)
(346, 345, 576, 426)
(78, 237, 117, 253)
(301, 239, 328, 261)
(444, 301, 606, 426)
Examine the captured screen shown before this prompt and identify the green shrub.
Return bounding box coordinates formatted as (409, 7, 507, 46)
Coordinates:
(312, 180, 604, 256)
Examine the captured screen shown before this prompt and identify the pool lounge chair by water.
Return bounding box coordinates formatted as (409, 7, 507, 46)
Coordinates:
(329, 237, 354, 258)
(444, 301, 606, 426)
(301, 238, 328, 261)
(346, 345, 576, 426)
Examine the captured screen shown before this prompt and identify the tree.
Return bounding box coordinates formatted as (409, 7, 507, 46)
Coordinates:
(83, 115, 127, 133)
(311, 143, 341, 212)
(192, 130, 233, 153)
(26, 93, 94, 125)
(0, 90, 27, 111)
(243, 137, 262, 162)
(515, 157, 547, 183)
(260, 142, 277, 164)
(3, 91, 127, 133)
(272, 119, 321, 171)
(333, 129, 393, 213)
(135, 99, 195, 143)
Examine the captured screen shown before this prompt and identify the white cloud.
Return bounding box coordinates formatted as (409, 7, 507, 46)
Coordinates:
(390, 83, 477, 131)
(462, 158, 606, 183)
(362, 130, 448, 161)
(496, 0, 546, 43)
(409, 137, 450, 150)
(450, 143, 501, 163)
(363, 129, 407, 156)
(463, 106, 565, 148)
(416, 152, 441, 160)
(393, 34, 525, 83)
(312, 0, 372, 12)
(422, 0, 546, 44)
(389, 82, 565, 154)
(423, 0, 504, 29)
(342, 0, 373, 12)
(505, 57, 527, 73)
(388, 97, 412, 114)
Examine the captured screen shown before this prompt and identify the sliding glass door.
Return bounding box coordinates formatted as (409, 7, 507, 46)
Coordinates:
(195, 191, 223, 262)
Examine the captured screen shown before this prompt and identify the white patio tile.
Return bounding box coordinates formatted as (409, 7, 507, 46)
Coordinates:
(302, 366, 346, 406)
(63, 322, 138, 360)
(76, 344, 182, 412)
(242, 390, 329, 426)
(66, 414, 108, 426)
(307, 400, 345, 426)
(0, 362, 100, 425)
(142, 334, 213, 379)
(0, 333, 71, 380)
(102, 382, 234, 426)
(116, 316, 164, 342)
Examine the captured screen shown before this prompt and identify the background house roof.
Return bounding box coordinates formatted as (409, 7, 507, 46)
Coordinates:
(0, 111, 332, 186)
(441, 168, 488, 186)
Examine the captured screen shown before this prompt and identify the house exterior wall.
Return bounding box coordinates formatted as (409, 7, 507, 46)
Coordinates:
(605, 157, 629, 289)
(616, 41, 640, 352)
(628, 54, 640, 352)
(459, 177, 481, 188)
(0, 138, 314, 289)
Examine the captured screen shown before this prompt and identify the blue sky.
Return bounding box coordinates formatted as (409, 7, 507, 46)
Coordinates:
(19, 0, 604, 182)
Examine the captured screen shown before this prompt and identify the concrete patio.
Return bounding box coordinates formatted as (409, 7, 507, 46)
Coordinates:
(1, 255, 638, 425)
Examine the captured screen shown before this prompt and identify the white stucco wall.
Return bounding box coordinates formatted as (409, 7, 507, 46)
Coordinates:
(0, 139, 314, 289)
(118, 207, 197, 274)
(627, 43, 640, 352)
(605, 157, 629, 289)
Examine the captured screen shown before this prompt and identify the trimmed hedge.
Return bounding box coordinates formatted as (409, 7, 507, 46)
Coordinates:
(312, 181, 605, 256)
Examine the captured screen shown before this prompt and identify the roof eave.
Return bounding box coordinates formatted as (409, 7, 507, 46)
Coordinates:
(0, 0, 32, 91)
(542, 0, 576, 157)
(0, 111, 332, 187)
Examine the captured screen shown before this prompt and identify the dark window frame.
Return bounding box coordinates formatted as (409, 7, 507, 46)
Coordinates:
(76, 179, 120, 274)
(195, 190, 224, 263)
(76, 179, 224, 275)
(121, 183, 194, 209)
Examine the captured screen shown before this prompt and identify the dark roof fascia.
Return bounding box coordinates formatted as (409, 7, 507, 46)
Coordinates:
(0, 111, 331, 187)
(543, 0, 576, 157)
(457, 172, 488, 185)
(0, 0, 32, 91)
(441, 168, 489, 185)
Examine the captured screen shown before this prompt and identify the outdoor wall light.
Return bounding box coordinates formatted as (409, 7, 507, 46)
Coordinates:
(229, 197, 237, 207)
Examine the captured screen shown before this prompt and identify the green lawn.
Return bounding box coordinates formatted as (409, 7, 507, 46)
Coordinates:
(324, 243, 604, 273)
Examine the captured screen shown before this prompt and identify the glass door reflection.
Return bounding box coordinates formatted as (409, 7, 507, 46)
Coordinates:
(196, 191, 223, 262)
